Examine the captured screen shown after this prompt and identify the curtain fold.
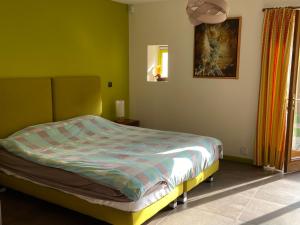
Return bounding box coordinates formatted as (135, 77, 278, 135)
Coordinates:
(256, 8, 296, 170)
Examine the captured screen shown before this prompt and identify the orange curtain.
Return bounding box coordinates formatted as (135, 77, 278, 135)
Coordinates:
(256, 8, 296, 170)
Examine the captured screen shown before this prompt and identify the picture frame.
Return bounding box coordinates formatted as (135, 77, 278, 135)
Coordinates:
(193, 17, 242, 79)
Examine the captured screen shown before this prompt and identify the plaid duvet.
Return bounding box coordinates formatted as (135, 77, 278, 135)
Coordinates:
(0, 115, 222, 201)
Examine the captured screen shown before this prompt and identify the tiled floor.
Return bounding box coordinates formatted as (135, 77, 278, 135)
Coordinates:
(1, 160, 300, 225)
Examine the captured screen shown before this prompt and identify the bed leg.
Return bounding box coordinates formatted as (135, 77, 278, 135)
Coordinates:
(178, 192, 188, 204)
(206, 175, 214, 183)
(168, 200, 178, 209)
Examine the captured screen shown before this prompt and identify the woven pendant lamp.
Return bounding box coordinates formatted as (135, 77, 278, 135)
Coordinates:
(187, 0, 229, 26)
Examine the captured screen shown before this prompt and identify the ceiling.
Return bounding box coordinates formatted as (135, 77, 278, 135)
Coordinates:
(112, 0, 165, 4)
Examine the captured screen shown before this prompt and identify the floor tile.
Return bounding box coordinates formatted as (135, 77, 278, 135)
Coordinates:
(254, 183, 300, 205)
(190, 194, 250, 219)
(158, 208, 235, 225)
(238, 204, 300, 225)
(238, 198, 285, 222)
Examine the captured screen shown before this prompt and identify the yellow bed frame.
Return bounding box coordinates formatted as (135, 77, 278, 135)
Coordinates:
(0, 77, 219, 225)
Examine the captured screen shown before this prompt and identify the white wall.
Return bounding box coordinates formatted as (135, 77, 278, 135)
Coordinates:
(129, 0, 300, 160)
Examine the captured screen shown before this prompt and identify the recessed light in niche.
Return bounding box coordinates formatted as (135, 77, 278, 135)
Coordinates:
(147, 45, 168, 82)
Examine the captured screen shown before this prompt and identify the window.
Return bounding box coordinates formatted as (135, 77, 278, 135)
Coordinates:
(147, 45, 169, 82)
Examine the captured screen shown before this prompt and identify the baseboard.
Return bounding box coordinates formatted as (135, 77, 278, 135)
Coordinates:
(222, 155, 254, 165)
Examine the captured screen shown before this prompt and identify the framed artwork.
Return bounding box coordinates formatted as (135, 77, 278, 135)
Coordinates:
(193, 17, 242, 79)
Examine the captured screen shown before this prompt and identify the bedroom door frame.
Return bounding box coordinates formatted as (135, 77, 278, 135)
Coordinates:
(284, 10, 300, 173)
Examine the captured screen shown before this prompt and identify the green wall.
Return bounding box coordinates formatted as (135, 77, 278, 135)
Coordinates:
(0, 0, 129, 119)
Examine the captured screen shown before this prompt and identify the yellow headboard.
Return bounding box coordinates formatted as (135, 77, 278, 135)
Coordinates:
(0, 78, 53, 138)
(52, 76, 102, 121)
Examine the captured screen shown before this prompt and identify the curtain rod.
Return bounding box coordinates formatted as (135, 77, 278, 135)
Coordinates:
(263, 6, 300, 12)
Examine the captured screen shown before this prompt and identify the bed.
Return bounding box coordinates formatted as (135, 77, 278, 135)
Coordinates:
(0, 76, 222, 225)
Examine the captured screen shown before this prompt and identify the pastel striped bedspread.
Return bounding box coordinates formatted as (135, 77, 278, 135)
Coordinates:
(0, 115, 222, 201)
